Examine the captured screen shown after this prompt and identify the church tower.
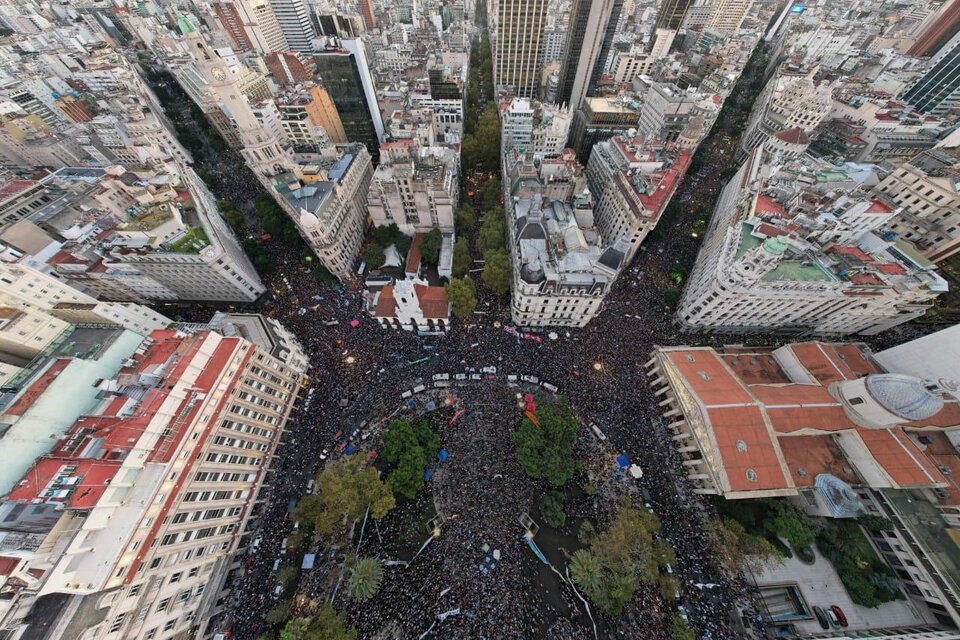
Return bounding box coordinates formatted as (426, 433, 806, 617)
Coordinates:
(177, 13, 296, 180)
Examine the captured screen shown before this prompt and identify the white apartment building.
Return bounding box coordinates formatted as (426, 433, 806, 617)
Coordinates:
(501, 97, 572, 161)
(741, 67, 833, 156)
(177, 18, 370, 282)
(278, 145, 374, 280)
(588, 136, 693, 265)
(677, 147, 947, 336)
(0, 306, 69, 361)
(501, 97, 535, 152)
(878, 147, 960, 263)
(267, 0, 315, 52)
(0, 263, 171, 336)
(367, 141, 458, 235)
(0, 327, 304, 640)
(213, 0, 289, 54)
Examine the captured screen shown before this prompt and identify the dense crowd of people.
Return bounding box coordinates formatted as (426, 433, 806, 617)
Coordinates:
(163, 76, 935, 639)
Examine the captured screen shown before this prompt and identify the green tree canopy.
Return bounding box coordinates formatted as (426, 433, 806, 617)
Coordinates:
(669, 614, 696, 640)
(511, 402, 579, 487)
(266, 599, 293, 625)
(479, 177, 502, 210)
(382, 419, 438, 499)
(482, 248, 511, 296)
(477, 210, 505, 254)
(306, 603, 357, 640)
(541, 491, 566, 528)
(347, 557, 384, 602)
(452, 237, 472, 277)
(570, 502, 676, 616)
(362, 243, 385, 269)
(708, 517, 781, 574)
(456, 205, 476, 232)
(281, 618, 310, 640)
(445, 277, 477, 318)
(763, 501, 816, 550)
(297, 458, 395, 537)
(420, 228, 442, 266)
(372, 223, 402, 246)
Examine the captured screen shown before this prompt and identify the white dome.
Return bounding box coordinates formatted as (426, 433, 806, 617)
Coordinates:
(864, 374, 945, 422)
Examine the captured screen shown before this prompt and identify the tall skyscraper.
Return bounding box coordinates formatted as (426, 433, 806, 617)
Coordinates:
(654, 0, 695, 31)
(586, 0, 623, 98)
(359, 0, 376, 31)
(556, 0, 618, 109)
(903, 32, 960, 115)
(908, 0, 960, 58)
(268, 0, 316, 52)
(705, 0, 752, 35)
(213, 0, 288, 54)
(493, 0, 549, 98)
(313, 40, 384, 164)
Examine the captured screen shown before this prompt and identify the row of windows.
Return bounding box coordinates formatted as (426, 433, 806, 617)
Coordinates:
(212, 435, 269, 451)
(159, 523, 235, 546)
(194, 470, 256, 483)
(236, 390, 283, 413)
(182, 489, 244, 502)
(230, 404, 278, 425)
(170, 505, 241, 526)
(205, 452, 263, 466)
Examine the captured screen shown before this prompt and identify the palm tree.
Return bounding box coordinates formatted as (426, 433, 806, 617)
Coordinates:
(347, 557, 383, 602)
(569, 549, 602, 594)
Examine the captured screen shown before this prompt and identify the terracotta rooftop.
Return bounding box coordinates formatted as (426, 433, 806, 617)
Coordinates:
(755, 194, 789, 218)
(658, 341, 960, 497)
(773, 127, 810, 145)
(4, 359, 72, 417)
(778, 435, 859, 487)
(414, 284, 449, 319)
(375, 285, 398, 317)
(866, 199, 894, 214)
(405, 233, 423, 275)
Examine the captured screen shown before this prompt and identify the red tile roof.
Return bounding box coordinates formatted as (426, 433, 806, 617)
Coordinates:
(773, 127, 810, 145)
(875, 262, 907, 275)
(755, 194, 788, 218)
(659, 341, 960, 497)
(405, 234, 423, 276)
(4, 359, 71, 416)
(866, 199, 894, 214)
(374, 286, 398, 317)
(0, 180, 37, 199)
(857, 428, 947, 487)
(827, 244, 873, 262)
(414, 284, 449, 319)
(0, 557, 20, 577)
(708, 406, 791, 492)
(664, 349, 754, 406)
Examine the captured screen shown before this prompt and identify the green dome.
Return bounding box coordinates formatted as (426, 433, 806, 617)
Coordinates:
(762, 236, 789, 256)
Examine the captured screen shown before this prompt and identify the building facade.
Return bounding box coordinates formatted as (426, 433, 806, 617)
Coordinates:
(0, 327, 304, 640)
(492, 0, 548, 98)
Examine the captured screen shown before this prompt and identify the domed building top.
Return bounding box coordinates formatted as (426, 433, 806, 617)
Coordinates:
(762, 236, 789, 256)
(864, 374, 945, 422)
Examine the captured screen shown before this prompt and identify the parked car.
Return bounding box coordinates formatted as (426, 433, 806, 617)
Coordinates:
(813, 606, 830, 630)
(826, 608, 840, 628)
(830, 605, 847, 627)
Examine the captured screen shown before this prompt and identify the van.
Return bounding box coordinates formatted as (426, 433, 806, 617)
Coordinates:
(273, 559, 281, 571)
(541, 382, 558, 393)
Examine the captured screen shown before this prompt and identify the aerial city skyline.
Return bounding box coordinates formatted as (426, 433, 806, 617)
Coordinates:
(1, 0, 960, 638)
